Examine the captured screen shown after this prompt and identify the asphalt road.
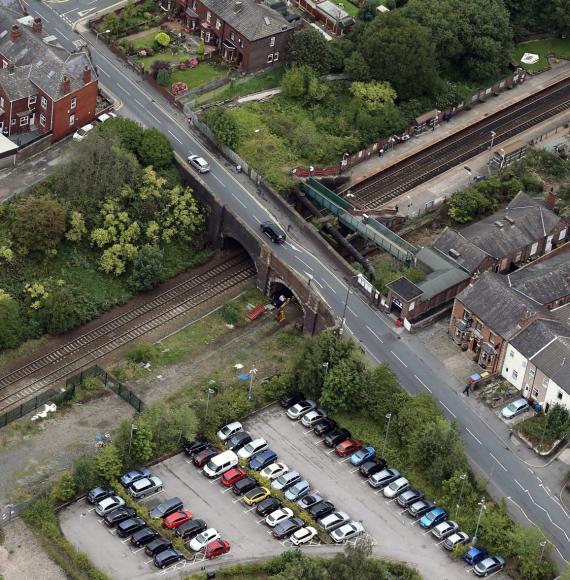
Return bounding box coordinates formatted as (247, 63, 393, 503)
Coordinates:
(24, 0, 570, 566)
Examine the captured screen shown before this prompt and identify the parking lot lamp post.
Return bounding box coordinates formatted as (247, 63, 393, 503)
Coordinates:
(472, 498, 486, 546)
(323, 362, 329, 376)
(128, 423, 138, 456)
(205, 385, 215, 421)
(381, 413, 392, 458)
(248, 367, 258, 401)
(455, 473, 467, 518)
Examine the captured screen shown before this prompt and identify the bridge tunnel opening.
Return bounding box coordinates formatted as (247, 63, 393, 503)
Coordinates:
(220, 235, 257, 271)
(268, 281, 304, 329)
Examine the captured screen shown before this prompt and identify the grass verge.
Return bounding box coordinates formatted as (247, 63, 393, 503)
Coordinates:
(512, 37, 570, 72)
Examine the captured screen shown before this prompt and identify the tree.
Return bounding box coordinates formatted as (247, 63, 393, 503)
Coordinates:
(128, 244, 164, 291)
(281, 66, 315, 99)
(197, 39, 205, 58)
(94, 444, 123, 483)
(359, 13, 440, 99)
(65, 211, 87, 242)
(96, 117, 144, 154)
(545, 404, 570, 441)
(477, 500, 514, 555)
(50, 471, 76, 505)
(357, 0, 380, 21)
(350, 81, 397, 112)
(201, 107, 240, 150)
(154, 31, 170, 47)
(129, 423, 154, 463)
(448, 188, 497, 224)
(136, 128, 173, 169)
(320, 355, 369, 413)
(13, 197, 66, 258)
(156, 68, 170, 87)
(365, 363, 407, 421)
(36, 286, 80, 334)
(0, 290, 22, 349)
(343, 51, 370, 81)
(511, 526, 556, 580)
(287, 27, 331, 75)
(150, 59, 170, 80)
(72, 455, 98, 494)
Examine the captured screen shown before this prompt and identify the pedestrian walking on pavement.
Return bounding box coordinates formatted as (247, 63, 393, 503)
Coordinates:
(462, 384, 470, 397)
(509, 430, 513, 440)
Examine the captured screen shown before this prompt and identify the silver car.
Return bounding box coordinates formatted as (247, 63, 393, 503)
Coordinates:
(330, 521, 364, 543)
(301, 409, 327, 427)
(95, 496, 125, 517)
(284, 479, 311, 501)
(287, 400, 317, 420)
(443, 531, 470, 551)
(501, 398, 530, 419)
(128, 476, 163, 499)
(318, 510, 350, 532)
(432, 520, 459, 540)
(271, 470, 301, 491)
(187, 154, 210, 173)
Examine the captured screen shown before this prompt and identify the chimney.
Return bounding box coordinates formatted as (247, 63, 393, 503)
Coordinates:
(7, 61, 15, 74)
(546, 188, 556, 210)
(60, 75, 71, 95)
(234, 0, 242, 11)
(82, 65, 91, 84)
(33, 17, 42, 34)
(10, 24, 21, 43)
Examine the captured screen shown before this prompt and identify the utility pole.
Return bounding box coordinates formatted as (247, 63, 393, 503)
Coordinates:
(381, 413, 392, 458)
(128, 423, 138, 456)
(472, 498, 486, 546)
(248, 366, 257, 400)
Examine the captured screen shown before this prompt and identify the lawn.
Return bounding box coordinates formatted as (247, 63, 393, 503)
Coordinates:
(129, 31, 158, 52)
(328, 0, 359, 17)
(512, 37, 570, 71)
(170, 63, 226, 90)
(136, 50, 185, 69)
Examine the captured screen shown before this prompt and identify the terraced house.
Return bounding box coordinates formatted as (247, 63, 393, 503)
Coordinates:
(0, 0, 98, 142)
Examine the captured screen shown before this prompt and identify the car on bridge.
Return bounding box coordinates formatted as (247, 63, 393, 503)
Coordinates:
(187, 154, 210, 173)
(260, 221, 286, 244)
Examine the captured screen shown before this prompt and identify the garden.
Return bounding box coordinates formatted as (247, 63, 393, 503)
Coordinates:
(513, 37, 570, 72)
(515, 404, 570, 452)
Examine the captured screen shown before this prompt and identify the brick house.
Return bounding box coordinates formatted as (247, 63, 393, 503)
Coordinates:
(0, 6, 98, 143)
(173, 0, 294, 73)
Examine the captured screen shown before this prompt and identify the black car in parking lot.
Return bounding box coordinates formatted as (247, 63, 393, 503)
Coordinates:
(145, 537, 172, 557)
(154, 548, 183, 569)
(359, 458, 387, 478)
(183, 440, 208, 458)
(104, 507, 137, 527)
(225, 431, 252, 452)
(397, 489, 424, 508)
(407, 499, 434, 518)
(279, 391, 305, 408)
(309, 501, 335, 520)
(324, 428, 351, 447)
(117, 517, 146, 538)
(87, 486, 115, 505)
(232, 476, 257, 495)
(176, 518, 207, 540)
(149, 497, 183, 520)
(313, 418, 337, 436)
(131, 527, 160, 547)
(273, 517, 304, 539)
(256, 497, 282, 517)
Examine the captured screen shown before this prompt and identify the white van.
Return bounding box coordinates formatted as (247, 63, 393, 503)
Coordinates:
(203, 450, 238, 478)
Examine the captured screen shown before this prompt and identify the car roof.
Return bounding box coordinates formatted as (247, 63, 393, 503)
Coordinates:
(223, 421, 241, 429)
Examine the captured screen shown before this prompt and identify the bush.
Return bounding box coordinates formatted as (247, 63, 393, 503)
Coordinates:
(128, 244, 164, 292)
(50, 471, 76, 505)
(0, 289, 22, 349)
(72, 455, 99, 494)
(94, 444, 124, 483)
(126, 342, 160, 364)
(221, 300, 241, 325)
(201, 107, 241, 150)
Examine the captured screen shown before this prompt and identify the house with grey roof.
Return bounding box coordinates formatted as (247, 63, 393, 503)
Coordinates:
(0, 0, 98, 142)
(174, 0, 293, 73)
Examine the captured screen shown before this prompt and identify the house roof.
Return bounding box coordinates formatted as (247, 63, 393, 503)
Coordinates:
(506, 245, 570, 305)
(414, 247, 470, 300)
(199, 0, 293, 41)
(531, 335, 570, 393)
(0, 64, 32, 100)
(386, 276, 423, 301)
(433, 192, 563, 274)
(510, 318, 569, 358)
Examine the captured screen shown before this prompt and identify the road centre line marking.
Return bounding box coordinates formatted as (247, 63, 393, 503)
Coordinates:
(148, 111, 161, 123)
(231, 192, 247, 208)
(514, 479, 526, 491)
(414, 375, 432, 393)
(347, 306, 357, 316)
(466, 428, 482, 445)
(322, 279, 337, 294)
(253, 216, 262, 224)
(134, 98, 144, 108)
(98, 67, 110, 78)
(390, 351, 408, 368)
(439, 400, 456, 419)
(116, 83, 130, 96)
(168, 130, 183, 144)
(489, 452, 507, 472)
(295, 256, 313, 271)
(366, 325, 383, 343)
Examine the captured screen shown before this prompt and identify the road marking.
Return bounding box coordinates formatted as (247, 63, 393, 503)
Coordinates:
(55, 27, 68, 39)
(466, 428, 482, 445)
(98, 67, 110, 78)
(414, 375, 432, 393)
(295, 256, 313, 271)
(347, 306, 357, 316)
(253, 216, 262, 224)
(489, 452, 507, 472)
(350, 467, 360, 473)
(322, 278, 337, 294)
(168, 130, 183, 144)
(366, 325, 383, 343)
(134, 98, 145, 108)
(514, 479, 527, 491)
(148, 111, 161, 123)
(337, 457, 350, 464)
(390, 351, 407, 367)
(439, 401, 456, 419)
(285, 241, 300, 252)
(231, 192, 247, 208)
(116, 83, 131, 96)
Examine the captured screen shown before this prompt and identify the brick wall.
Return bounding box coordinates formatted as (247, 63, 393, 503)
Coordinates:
(51, 81, 98, 142)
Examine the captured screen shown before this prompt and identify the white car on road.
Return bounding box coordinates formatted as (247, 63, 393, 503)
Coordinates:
(187, 154, 210, 173)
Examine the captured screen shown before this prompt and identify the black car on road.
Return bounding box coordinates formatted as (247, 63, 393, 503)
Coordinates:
(309, 501, 335, 520)
(273, 517, 304, 539)
(117, 517, 146, 538)
(232, 476, 257, 496)
(145, 537, 172, 557)
(324, 428, 351, 447)
(104, 507, 137, 527)
(176, 518, 207, 540)
(131, 527, 160, 548)
(260, 221, 286, 244)
(225, 431, 252, 452)
(279, 391, 305, 409)
(313, 418, 337, 436)
(256, 497, 283, 517)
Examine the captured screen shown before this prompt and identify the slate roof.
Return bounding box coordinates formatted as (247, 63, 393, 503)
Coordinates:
(386, 276, 423, 301)
(531, 336, 570, 392)
(200, 0, 293, 41)
(510, 318, 569, 358)
(506, 246, 570, 305)
(414, 247, 470, 300)
(433, 192, 563, 274)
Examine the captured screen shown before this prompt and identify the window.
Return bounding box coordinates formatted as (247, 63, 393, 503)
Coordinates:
(559, 391, 564, 400)
(0, 96, 3, 108)
(560, 228, 567, 241)
(230, 31, 235, 41)
(489, 332, 496, 345)
(28, 95, 36, 106)
(41, 96, 47, 109)
(20, 116, 28, 126)
(70, 97, 77, 109)
(238, 38, 244, 48)
(270, 36, 275, 47)
(274, 51, 279, 61)
(206, 11, 211, 23)
(11, 118, 16, 126)
(2, 60, 6, 68)
(267, 53, 273, 63)
(542, 376, 549, 389)
(39, 113, 46, 127)
(462, 310, 471, 321)
(529, 366, 536, 379)
(509, 350, 514, 358)
(532, 387, 539, 398)
(530, 241, 538, 256)
(409, 301, 415, 311)
(192, 0, 196, 8)
(69, 114, 75, 126)
(512, 370, 518, 380)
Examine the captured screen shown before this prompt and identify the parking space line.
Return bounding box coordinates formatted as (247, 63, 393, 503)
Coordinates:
(337, 457, 350, 464)
(350, 467, 360, 473)
(145, 559, 153, 565)
(409, 520, 420, 526)
(385, 498, 396, 503)
(314, 439, 324, 445)
(221, 487, 232, 493)
(326, 448, 336, 454)
(302, 429, 314, 437)
(361, 479, 369, 484)
(232, 497, 242, 503)
(139, 490, 164, 501)
(423, 529, 432, 535)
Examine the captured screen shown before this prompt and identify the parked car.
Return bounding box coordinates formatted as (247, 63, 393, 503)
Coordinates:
(237, 438, 268, 460)
(350, 446, 375, 466)
(419, 507, 448, 529)
(297, 493, 323, 511)
(324, 428, 351, 447)
(443, 531, 470, 551)
(501, 398, 530, 419)
(273, 517, 304, 539)
(335, 439, 362, 457)
(272, 470, 301, 491)
(97, 112, 117, 123)
(204, 450, 239, 478)
(117, 517, 146, 538)
(318, 511, 350, 532)
(145, 537, 172, 557)
(432, 520, 459, 540)
(129, 476, 163, 499)
(225, 431, 252, 452)
(243, 487, 271, 506)
(291, 526, 317, 546)
(232, 477, 257, 496)
(176, 519, 207, 540)
(73, 123, 94, 141)
(131, 527, 159, 547)
(284, 480, 311, 501)
(473, 556, 506, 576)
(265, 507, 294, 527)
(260, 221, 286, 244)
(359, 458, 387, 478)
(331, 521, 364, 543)
(221, 466, 247, 487)
(204, 539, 231, 559)
(217, 421, 242, 442)
(407, 500, 434, 518)
(187, 154, 210, 174)
(397, 489, 424, 508)
(279, 391, 305, 408)
(163, 510, 193, 529)
(154, 548, 183, 569)
(301, 409, 327, 428)
(287, 400, 317, 420)
(309, 501, 335, 519)
(249, 449, 278, 471)
(260, 462, 288, 480)
(383, 477, 410, 499)
(193, 447, 222, 468)
(368, 468, 400, 489)
(87, 486, 115, 505)
(313, 418, 337, 436)
(120, 467, 151, 488)
(184, 440, 208, 458)
(95, 496, 125, 517)
(256, 497, 283, 517)
(464, 547, 488, 566)
(104, 507, 137, 527)
(189, 528, 220, 552)
(149, 497, 183, 520)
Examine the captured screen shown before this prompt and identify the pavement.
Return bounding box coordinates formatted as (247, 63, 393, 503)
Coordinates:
(16, 0, 570, 569)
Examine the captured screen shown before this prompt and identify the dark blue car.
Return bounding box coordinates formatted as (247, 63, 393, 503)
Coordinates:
(464, 547, 488, 566)
(249, 449, 278, 471)
(120, 467, 151, 487)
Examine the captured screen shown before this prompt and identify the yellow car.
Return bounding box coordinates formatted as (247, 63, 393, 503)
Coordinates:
(243, 486, 270, 506)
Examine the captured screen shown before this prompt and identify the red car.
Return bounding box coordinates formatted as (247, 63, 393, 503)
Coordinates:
(335, 439, 362, 457)
(193, 447, 221, 468)
(221, 467, 246, 487)
(163, 510, 192, 529)
(204, 539, 231, 559)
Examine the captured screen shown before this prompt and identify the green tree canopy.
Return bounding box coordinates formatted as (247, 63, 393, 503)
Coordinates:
(349, 81, 397, 112)
(36, 286, 81, 335)
(287, 27, 331, 75)
(0, 290, 22, 349)
(154, 31, 170, 47)
(136, 127, 173, 169)
(448, 188, 498, 224)
(201, 107, 241, 150)
(128, 244, 164, 292)
(320, 355, 370, 413)
(94, 444, 123, 483)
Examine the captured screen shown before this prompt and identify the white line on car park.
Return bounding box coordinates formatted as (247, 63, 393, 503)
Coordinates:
(385, 498, 397, 504)
(337, 457, 350, 464)
(350, 467, 360, 473)
(326, 448, 336, 454)
(303, 429, 314, 436)
(423, 529, 432, 535)
(409, 519, 420, 526)
(439, 400, 456, 419)
(221, 487, 232, 493)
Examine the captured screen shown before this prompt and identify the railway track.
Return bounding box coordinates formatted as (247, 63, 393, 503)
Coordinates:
(0, 254, 256, 412)
(348, 78, 570, 210)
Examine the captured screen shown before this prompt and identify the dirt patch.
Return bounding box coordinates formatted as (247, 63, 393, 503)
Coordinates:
(402, 218, 447, 247)
(0, 518, 65, 580)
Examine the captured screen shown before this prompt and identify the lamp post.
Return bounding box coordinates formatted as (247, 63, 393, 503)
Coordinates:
(205, 384, 215, 421)
(339, 275, 360, 336)
(381, 413, 392, 458)
(472, 498, 486, 546)
(455, 473, 467, 519)
(322, 362, 329, 376)
(539, 540, 547, 562)
(95, 29, 110, 45)
(248, 366, 258, 400)
(487, 130, 497, 166)
(128, 423, 138, 456)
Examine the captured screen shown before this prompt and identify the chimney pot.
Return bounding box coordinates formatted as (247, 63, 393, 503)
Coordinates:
(33, 17, 42, 34)
(10, 24, 21, 43)
(82, 64, 91, 84)
(7, 61, 15, 74)
(234, 0, 242, 11)
(60, 75, 71, 95)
